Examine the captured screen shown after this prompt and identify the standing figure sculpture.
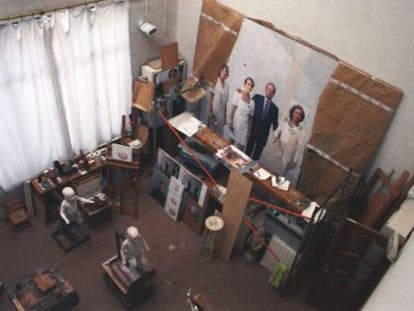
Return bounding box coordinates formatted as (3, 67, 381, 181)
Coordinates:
(59, 186, 92, 233)
(120, 226, 150, 272)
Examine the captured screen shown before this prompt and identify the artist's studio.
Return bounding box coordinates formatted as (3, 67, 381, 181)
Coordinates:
(1, 1, 414, 310)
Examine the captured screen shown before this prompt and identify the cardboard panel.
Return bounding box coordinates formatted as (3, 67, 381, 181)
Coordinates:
(180, 77, 207, 103)
(308, 62, 403, 174)
(161, 42, 179, 71)
(193, 0, 243, 84)
(298, 148, 360, 204)
(309, 83, 393, 173)
(219, 169, 252, 261)
(299, 62, 403, 203)
(332, 62, 402, 108)
(132, 79, 154, 112)
(161, 42, 180, 94)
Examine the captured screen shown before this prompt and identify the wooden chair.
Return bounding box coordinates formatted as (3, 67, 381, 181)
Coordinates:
(306, 218, 389, 310)
(356, 168, 409, 230)
(3, 198, 32, 232)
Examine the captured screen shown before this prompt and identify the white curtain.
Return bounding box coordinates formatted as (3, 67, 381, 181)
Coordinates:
(0, 0, 131, 191)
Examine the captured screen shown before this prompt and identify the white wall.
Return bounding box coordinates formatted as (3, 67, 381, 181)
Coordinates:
(362, 227, 414, 310)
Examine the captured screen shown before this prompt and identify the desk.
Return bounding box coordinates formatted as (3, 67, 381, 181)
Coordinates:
(6, 264, 79, 311)
(31, 146, 141, 225)
(194, 127, 231, 152)
(194, 126, 307, 213)
(31, 159, 106, 225)
(247, 166, 306, 213)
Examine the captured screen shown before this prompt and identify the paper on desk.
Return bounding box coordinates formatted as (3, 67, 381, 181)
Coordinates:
(301, 202, 325, 223)
(254, 168, 271, 181)
(168, 112, 206, 137)
(277, 180, 290, 191)
(271, 177, 289, 191)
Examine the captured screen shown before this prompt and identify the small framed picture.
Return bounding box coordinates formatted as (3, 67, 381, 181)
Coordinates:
(182, 194, 206, 235)
(150, 167, 170, 207)
(112, 143, 132, 162)
(164, 176, 185, 221)
(156, 148, 181, 178)
(178, 167, 209, 207)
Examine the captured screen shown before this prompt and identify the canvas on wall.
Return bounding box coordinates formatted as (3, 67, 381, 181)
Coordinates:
(225, 18, 338, 184)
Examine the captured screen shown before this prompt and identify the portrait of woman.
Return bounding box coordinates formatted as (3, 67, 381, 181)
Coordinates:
(228, 77, 255, 151)
(208, 64, 230, 136)
(272, 104, 306, 176)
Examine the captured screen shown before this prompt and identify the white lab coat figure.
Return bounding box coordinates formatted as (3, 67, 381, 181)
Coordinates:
(120, 226, 150, 272)
(59, 187, 93, 232)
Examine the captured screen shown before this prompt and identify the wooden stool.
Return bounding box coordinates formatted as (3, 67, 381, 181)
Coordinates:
(201, 215, 224, 261)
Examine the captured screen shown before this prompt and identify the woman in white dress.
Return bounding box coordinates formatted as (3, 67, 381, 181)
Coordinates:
(272, 105, 306, 176)
(229, 77, 255, 150)
(208, 64, 229, 136)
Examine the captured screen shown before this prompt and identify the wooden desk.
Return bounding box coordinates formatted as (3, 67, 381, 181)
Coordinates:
(194, 127, 230, 152)
(194, 126, 307, 213)
(31, 147, 141, 225)
(247, 165, 306, 213)
(31, 159, 106, 225)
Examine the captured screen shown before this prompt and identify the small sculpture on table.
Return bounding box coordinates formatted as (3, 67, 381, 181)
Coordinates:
(120, 226, 150, 273)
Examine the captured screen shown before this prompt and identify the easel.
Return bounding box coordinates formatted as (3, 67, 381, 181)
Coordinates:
(105, 156, 140, 220)
(105, 115, 141, 220)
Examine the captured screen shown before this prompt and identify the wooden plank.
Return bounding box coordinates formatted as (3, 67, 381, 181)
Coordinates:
(193, 0, 243, 84)
(219, 169, 252, 260)
(161, 42, 179, 71)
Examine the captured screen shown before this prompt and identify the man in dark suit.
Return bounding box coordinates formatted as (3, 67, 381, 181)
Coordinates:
(246, 82, 278, 160)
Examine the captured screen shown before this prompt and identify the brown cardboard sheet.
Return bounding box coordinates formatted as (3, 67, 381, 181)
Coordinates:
(332, 62, 402, 107)
(161, 42, 179, 71)
(299, 148, 360, 204)
(179, 76, 207, 103)
(298, 62, 403, 202)
(161, 42, 180, 95)
(132, 79, 154, 112)
(193, 0, 243, 84)
(308, 62, 403, 174)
